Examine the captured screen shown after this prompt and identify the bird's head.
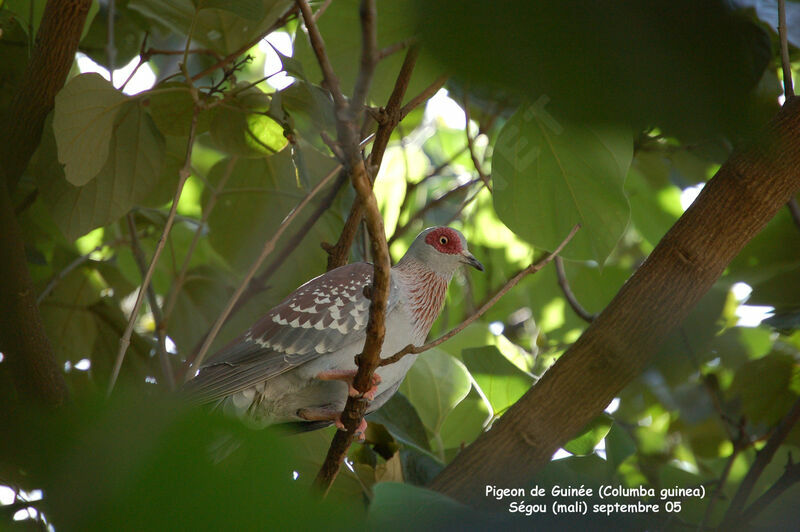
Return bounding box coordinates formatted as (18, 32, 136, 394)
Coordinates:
(400, 226, 484, 278)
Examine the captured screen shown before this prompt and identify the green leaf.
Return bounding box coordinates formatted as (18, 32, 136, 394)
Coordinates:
(368, 392, 432, 453)
(39, 269, 101, 364)
(368, 482, 496, 529)
(492, 102, 632, 263)
(439, 392, 490, 452)
(564, 413, 613, 455)
(461, 345, 534, 414)
(146, 84, 213, 137)
(728, 352, 799, 426)
(194, 0, 265, 19)
(37, 102, 166, 239)
(53, 73, 128, 186)
(605, 423, 636, 472)
(210, 90, 288, 157)
(129, 0, 292, 55)
(399, 349, 472, 438)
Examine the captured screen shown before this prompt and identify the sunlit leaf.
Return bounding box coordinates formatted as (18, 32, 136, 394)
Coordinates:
(564, 414, 613, 456)
(493, 102, 632, 263)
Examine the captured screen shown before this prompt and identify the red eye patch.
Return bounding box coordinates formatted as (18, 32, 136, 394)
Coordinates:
(425, 228, 462, 254)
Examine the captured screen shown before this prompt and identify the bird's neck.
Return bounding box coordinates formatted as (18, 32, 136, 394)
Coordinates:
(393, 258, 451, 340)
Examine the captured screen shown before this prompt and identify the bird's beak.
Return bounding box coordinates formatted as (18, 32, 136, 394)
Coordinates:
(460, 250, 484, 272)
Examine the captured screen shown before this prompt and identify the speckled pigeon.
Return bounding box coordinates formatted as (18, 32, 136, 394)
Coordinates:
(185, 226, 483, 437)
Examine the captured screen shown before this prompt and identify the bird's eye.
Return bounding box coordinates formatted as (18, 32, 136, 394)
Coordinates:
(439, 236, 448, 245)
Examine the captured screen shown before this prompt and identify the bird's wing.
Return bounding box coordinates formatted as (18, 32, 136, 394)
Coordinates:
(184, 262, 400, 404)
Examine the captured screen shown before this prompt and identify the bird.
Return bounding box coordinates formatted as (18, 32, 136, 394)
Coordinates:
(185, 226, 483, 439)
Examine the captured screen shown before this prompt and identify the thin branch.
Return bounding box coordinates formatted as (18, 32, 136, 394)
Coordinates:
(300, 0, 392, 495)
(378, 38, 415, 60)
(722, 397, 800, 526)
(162, 157, 238, 326)
(778, 0, 795, 100)
(126, 213, 175, 391)
(295, 0, 347, 109)
(399, 75, 448, 120)
(787, 197, 800, 230)
(739, 456, 800, 524)
(554, 256, 596, 322)
(312, 0, 333, 22)
(187, 161, 341, 373)
(351, 0, 378, 113)
(389, 178, 480, 245)
(463, 95, 492, 191)
(323, 47, 422, 270)
(699, 431, 747, 530)
(188, 5, 298, 82)
(108, 108, 200, 396)
(379, 224, 581, 367)
(37, 241, 121, 305)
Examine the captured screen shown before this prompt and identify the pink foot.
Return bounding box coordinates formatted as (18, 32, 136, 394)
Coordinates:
(335, 416, 368, 442)
(316, 369, 382, 401)
(297, 407, 368, 442)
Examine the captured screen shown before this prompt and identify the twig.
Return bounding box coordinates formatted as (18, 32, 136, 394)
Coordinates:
(119, 32, 149, 92)
(463, 94, 492, 191)
(323, 47, 422, 270)
(554, 256, 596, 322)
(125, 213, 175, 390)
(37, 245, 108, 305)
(188, 5, 298, 82)
(162, 157, 238, 327)
(187, 160, 341, 373)
(108, 108, 200, 396)
(312, 0, 333, 22)
(739, 456, 800, 524)
(778, 0, 795, 100)
(398, 75, 448, 120)
(389, 178, 480, 245)
(106, 0, 116, 85)
(443, 182, 486, 226)
(298, 0, 392, 495)
(721, 397, 800, 527)
(787, 198, 800, 230)
(378, 38, 415, 60)
(351, 0, 378, 113)
(699, 431, 746, 530)
(379, 224, 581, 367)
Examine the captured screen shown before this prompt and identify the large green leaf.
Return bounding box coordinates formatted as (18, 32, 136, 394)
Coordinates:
(210, 89, 288, 157)
(129, 0, 291, 55)
(399, 349, 471, 440)
(194, 0, 265, 19)
(493, 103, 632, 263)
(462, 345, 533, 415)
(39, 269, 102, 365)
(37, 102, 167, 239)
(563, 413, 613, 455)
(728, 352, 799, 427)
(53, 73, 129, 186)
(368, 393, 432, 453)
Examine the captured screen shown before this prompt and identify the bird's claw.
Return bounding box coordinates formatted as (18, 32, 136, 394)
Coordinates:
(335, 416, 368, 442)
(348, 372, 382, 401)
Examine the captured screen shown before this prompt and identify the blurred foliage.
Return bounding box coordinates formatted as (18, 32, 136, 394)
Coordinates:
(1, 0, 799, 529)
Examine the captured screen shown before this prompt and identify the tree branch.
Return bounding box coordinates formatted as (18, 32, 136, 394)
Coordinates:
(0, 0, 94, 407)
(380, 225, 580, 367)
(739, 456, 800, 525)
(125, 213, 175, 391)
(108, 108, 200, 396)
(429, 97, 800, 507)
(554, 256, 596, 322)
(463, 94, 492, 191)
(778, 0, 794, 101)
(297, 0, 393, 495)
(722, 396, 800, 527)
(323, 47, 421, 270)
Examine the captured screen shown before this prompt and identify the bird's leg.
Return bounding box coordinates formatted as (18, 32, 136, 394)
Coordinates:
(296, 407, 368, 441)
(315, 369, 382, 401)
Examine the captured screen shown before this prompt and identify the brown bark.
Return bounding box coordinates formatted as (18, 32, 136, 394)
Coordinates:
(429, 97, 800, 507)
(1, 0, 93, 191)
(0, 0, 92, 406)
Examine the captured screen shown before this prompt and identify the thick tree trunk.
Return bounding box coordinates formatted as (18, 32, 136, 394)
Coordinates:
(0, 0, 92, 406)
(429, 97, 800, 507)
